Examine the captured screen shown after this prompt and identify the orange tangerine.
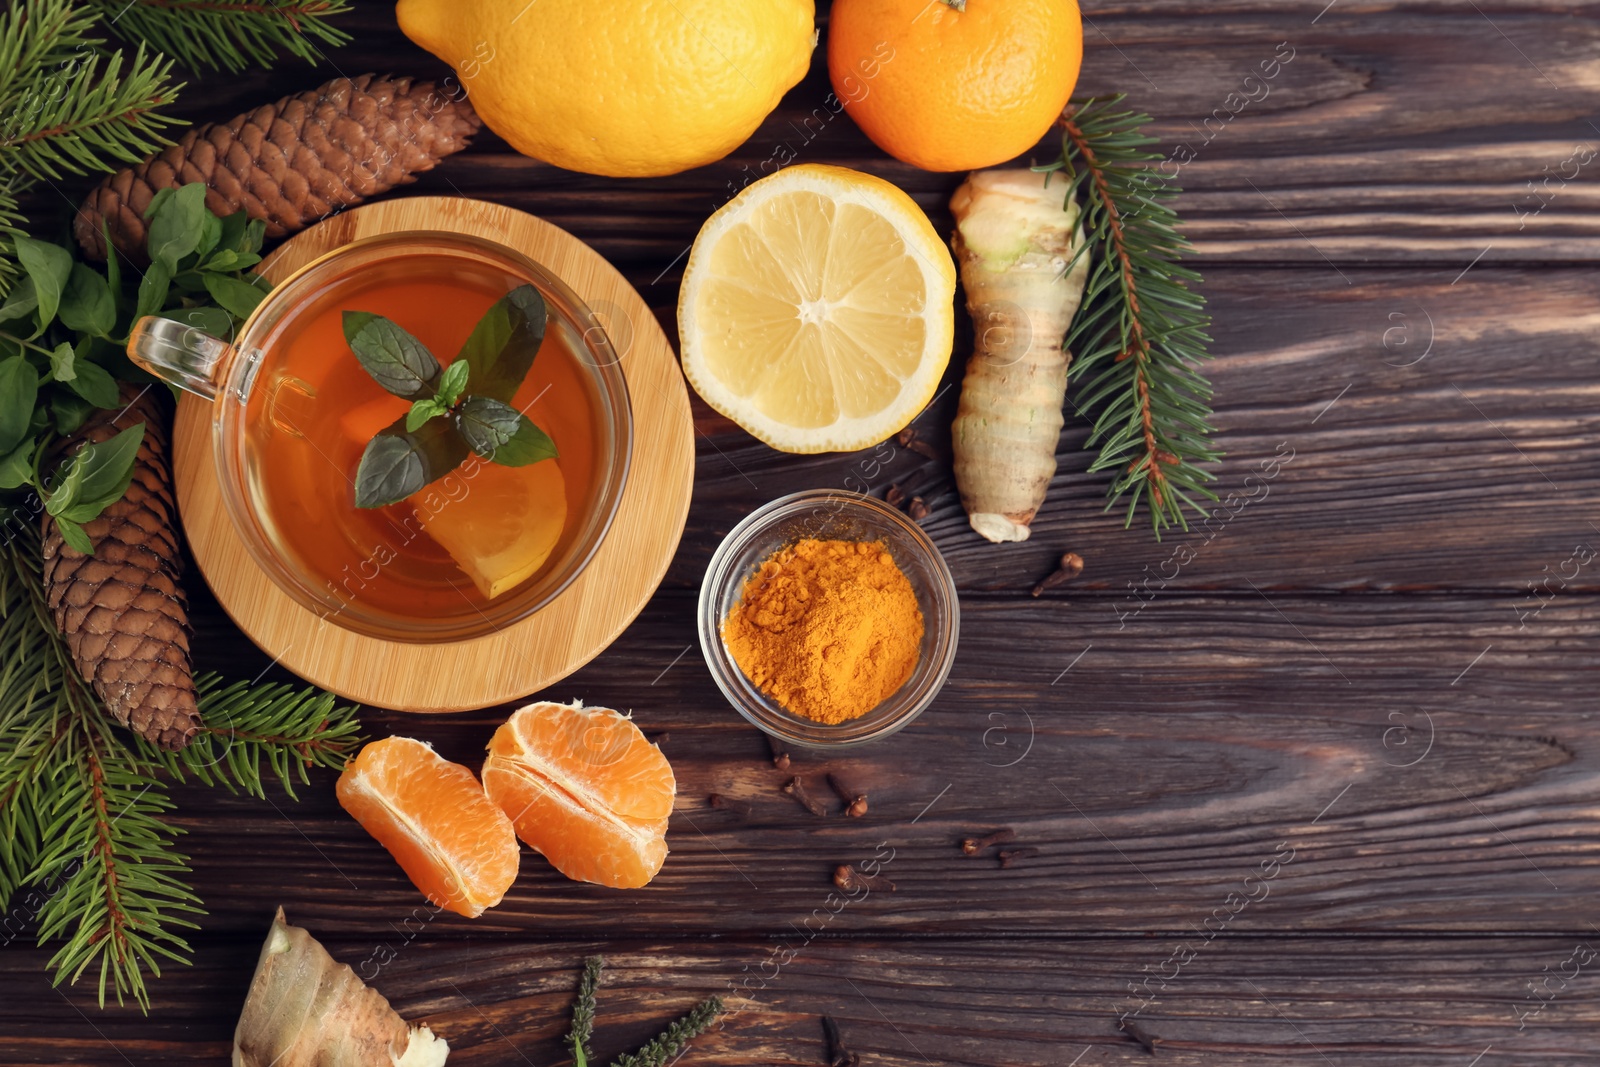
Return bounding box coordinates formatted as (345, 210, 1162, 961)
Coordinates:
(336, 736, 519, 917)
(482, 700, 675, 889)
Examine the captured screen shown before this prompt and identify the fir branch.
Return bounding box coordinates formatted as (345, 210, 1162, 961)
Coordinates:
(139, 675, 363, 801)
(1043, 94, 1221, 535)
(0, 514, 365, 1010)
(86, 0, 353, 73)
(610, 996, 725, 1067)
(0, 40, 183, 184)
(567, 955, 603, 1067)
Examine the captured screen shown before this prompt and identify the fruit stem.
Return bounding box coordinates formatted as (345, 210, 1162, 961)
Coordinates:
(938, 0, 967, 9)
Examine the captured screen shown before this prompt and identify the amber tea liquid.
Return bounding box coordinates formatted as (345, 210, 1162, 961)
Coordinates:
(240, 252, 603, 624)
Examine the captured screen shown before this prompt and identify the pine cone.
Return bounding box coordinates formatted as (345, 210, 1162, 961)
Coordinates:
(74, 74, 482, 263)
(41, 386, 201, 750)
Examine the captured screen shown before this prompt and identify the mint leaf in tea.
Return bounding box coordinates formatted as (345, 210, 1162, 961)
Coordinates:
(347, 284, 559, 510)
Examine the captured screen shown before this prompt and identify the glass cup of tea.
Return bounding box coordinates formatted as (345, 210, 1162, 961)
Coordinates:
(127, 230, 633, 643)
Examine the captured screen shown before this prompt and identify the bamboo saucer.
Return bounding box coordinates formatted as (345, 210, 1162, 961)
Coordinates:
(171, 196, 694, 711)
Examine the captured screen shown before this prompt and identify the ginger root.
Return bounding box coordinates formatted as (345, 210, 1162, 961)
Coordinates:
(233, 908, 449, 1067)
(949, 169, 1090, 542)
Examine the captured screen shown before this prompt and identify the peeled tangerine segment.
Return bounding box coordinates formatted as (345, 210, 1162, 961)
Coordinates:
(336, 736, 519, 918)
(482, 700, 675, 890)
(415, 457, 567, 599)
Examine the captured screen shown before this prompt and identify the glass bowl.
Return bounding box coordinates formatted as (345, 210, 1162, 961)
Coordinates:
(698, 490, 960, 747)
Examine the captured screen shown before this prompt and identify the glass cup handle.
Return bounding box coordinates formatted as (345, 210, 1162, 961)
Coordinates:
(126, 315, 231, 401)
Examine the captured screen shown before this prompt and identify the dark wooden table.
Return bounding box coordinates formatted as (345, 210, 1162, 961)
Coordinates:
(7, 1, 1600, 1063)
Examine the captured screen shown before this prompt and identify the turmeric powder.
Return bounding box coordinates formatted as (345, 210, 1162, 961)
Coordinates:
(722, 539, 924, 724)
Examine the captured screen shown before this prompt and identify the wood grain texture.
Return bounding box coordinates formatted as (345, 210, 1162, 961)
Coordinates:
(7, 937, 1600, 1066)
(171, 196, 695, 710)
(3, 0, 1598, 1058)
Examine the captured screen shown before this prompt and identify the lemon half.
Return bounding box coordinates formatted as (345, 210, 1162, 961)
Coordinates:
(678, 164, 956, 453)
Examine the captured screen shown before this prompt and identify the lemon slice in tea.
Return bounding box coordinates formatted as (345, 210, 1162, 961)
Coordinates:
(677, 163, 956, 453)
(415, 458, 567, 599)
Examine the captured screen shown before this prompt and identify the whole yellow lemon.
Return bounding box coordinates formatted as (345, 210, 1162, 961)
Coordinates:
(398, 0, 817, 178)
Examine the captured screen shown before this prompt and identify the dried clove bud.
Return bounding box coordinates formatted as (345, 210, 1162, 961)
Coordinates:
(886, 483, 906, 509)
(782, 776, 828, 817)
(997, 846, 1041, 869)
(834, 864, 895, 893)
(961, 828, 1016, 856)
(898, 427, 938, 459)
(707, 792, 751, 816)
(1032, 552, 1084, 597)
(908, 496, 930, 521)
(823, 1015, 860, 1067)
(826, 773, 868, 817)
(765, 733, 791, 771)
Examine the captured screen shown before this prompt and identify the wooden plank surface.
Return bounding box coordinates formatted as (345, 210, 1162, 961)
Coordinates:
(4, 0, 1599, 1062)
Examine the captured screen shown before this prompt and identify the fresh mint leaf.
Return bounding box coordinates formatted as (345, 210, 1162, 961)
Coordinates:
(455, 395, 557, 466)
(405, 397, 446, 432)
(203, 274, 266, 321)
(135, 260, 173, 322)
(0, 277, 38, 325)
(146, 183, 208, 270)
(438, 359, 470, 406)
(67, 357, 119, 409)
(12, 234, 72, 335)
(490, 415, 559, 467)
(47, 423, 145, 521)
(0, 356, 40, 455)
(354, 433, 424, 509)
(354, 415, 470, 509)
(343, 312, 440, 398)
(53, 515, 93, 555)
(457, 285, 547, 403)
(47, 341, 75, 382)
(59, 263, 115, 337)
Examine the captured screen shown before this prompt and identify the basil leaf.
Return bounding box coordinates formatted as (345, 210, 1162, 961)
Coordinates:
(146, 183, 208, 270)
(47, 341, 75, 382)
(58, 263, 115, 337)
(405, 397, 446, 432)
(134, 259, 172, 322)
(243, 218, 266, 254)
(142, 187, 176, 221)
(456, 285, 547, 403)
(203, 273, 267, 321)
(455, 395, 558, 466)
(343, 312, 440, 398)
(216, 209, 248, 253)
(12, 234, 72, 334)
(159, 305, 234, 337)
(101, 222, 121, 306)
(0, 278, 38, 325)
(50, 389, 95, 434)
(67, 358, 119, 408)
(194, 210, 223, 261)
(47, 422, 144, 520)
(53, 515, 93, 555)
(437, 358, 470, 406)
(0, 356, 40, 455)
(202, 249, 262, 273)
(0, 437, 33, 489)
(490, 414, 559, 467)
